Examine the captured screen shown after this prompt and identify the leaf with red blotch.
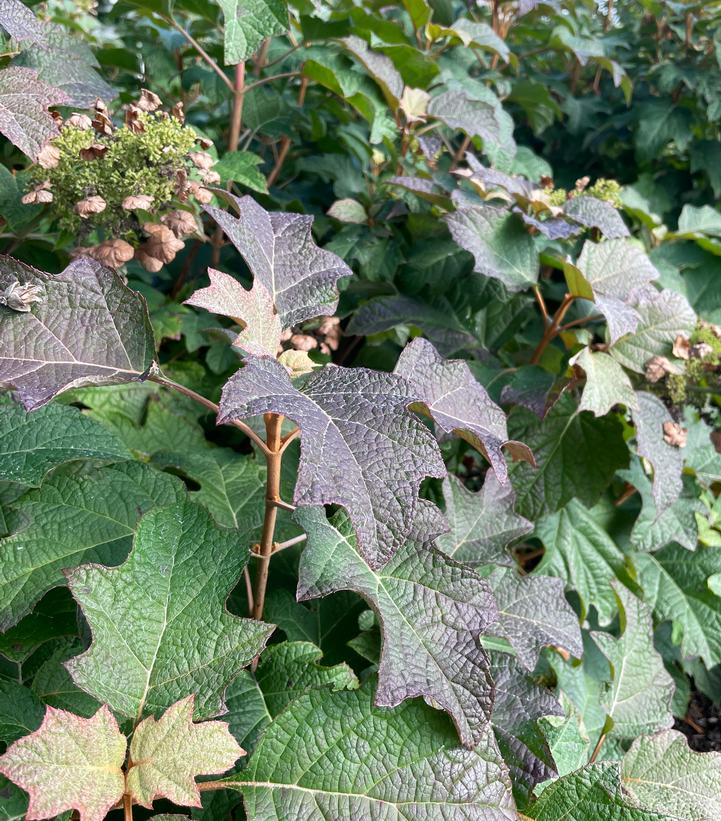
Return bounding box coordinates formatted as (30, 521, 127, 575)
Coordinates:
(185, 268, 281, 357)
(0, 0, 46, 45)
(127, 695, 244, 809)
(0, 255, 155, 410)
(219, 355, 447, 568)
(0, 704, 126, 821)
(0, 67, 68, 160)
(204, 194, 352, 328)
(394, 337, 534, 483)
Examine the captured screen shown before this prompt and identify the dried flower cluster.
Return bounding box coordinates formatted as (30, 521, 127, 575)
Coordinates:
(281, 315, 342, 356)
(23, 91, 218, 272)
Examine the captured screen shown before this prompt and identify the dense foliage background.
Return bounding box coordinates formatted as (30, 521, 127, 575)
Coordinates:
(2, 0, 721, 818)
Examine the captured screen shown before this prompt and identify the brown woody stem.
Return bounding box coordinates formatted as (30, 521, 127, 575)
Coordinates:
(123, 793, 132, 821)
(589, 731, 607, 763)
(530, 293, 575, 364)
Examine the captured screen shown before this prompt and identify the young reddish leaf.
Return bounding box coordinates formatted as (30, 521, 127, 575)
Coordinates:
(219, 356, 446, 568)
(0, 256, 155, 410)
(0, 67, 67, 160)
(204, 195, 352, 328)
(185, 268, 281, 357)
(394, 337, 534, 482)
(127, 695, 244, 808)
(0, 705, 125, 821)
(65, 501, 274, 720)
(0, 0, 46, 45)
(436, 474, 532, 567)
(296, 508, 497, 748)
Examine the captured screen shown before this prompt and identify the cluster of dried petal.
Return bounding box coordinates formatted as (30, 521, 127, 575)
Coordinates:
(317, 315, 342, 353)
(79, 143, 107, 161)
(187, 181, 212, 204)
(672, 335, 691, 360)
(0, 280, 43, 312)
(574, 175, 591, 193)
(161, 210, 197, 238)
(92, 111, 113, 136)
(171, 101, 185, 122)
(645, 355, 673, 383)
(83, 239, 135, 269)
(290, 334, 318, 352)
(137, 88, 162, 112)
(135, 222, 185, 271)
(75, 196, 107, 218)
(125, 105, 145, 134)
(21, 181, 53, 205)
(122, 194, 155, 211)
(189, 151, 215, 171)
(65, 112, 93, 130)
(662, 420, 687, 448)
(37, 143, 60, 169)
(692, 342, 714, 360)
(699, 319, 721, 340)
(197, 136, 213, 150)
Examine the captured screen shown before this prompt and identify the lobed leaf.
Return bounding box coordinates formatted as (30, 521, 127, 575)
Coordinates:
(219, 0, 288, 66)
(0, 0, 46, 45)
(570, 347, 638, 417)
(219, 355, 446, 568)
(296, 507, 498, 748)
(0, 256, 155, 410)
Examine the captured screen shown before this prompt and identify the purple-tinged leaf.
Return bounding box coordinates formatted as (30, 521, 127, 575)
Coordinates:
(436, 474, 532, 567)
(429, 89, 516, 160)
(631, 391, 683, 511)
(563, 196, 630, 239)
(205, 194, 352, 328)
(395, 338, 534, 482)
(0, 256, 155, 410)
(219, 356, 446, 568)
(340, 35, 404, 106)
(387, 175, 451, 206)
(184, 268, 281, 357)
(0, 0, 46, 45)
(485, 566, 583, 670)
(518, 210, 582, 240)
(296, 507, 497, 748)
(0, 66, 67, 160)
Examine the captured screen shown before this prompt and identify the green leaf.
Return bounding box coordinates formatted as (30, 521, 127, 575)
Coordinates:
(508, 394, 628, 520)
(633, 544, 721, 668)
(31, 639, 102, 718)
(526, 762, 673, 820)
(0, 399, 129, 487)
(0, 588, 78, 663)
(223, 681, 515, 817)
(0, 166, 40, 232)
(538, 699, 592, 777)
(436, 474, 532, 566)
(218, 0, 288, 65)
(484, 566, 582, 670)
(621, 729, 721, 820)
(0, 680, 43, 744)
(214, 150, 267, 194)
(570, 348, 638, 416)
(535, 499, 626, 624)
(223, 641, 358, 755)
(0, 256, 155, 410)
(127, 695, 244, 808)
(675, 204, 721, 239)
(0, 461, 185, 630)
(0, 704, 126, 821)
(296, 507, 497, 748)
(592, 585, 674, 742)
(340, 35, 404, 107)
(445, 206, 538, 292)
(65, 500, 273, 720)
(609, 287, 696, 374)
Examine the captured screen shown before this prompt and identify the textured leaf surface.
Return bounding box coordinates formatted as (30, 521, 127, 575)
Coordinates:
(508, 394, 628, 519)
(395, 337, 533, 481)
(219, 356, 446, 568)
(592, 585, 674, 741)
(490, 653, 561, 800)
(610, 286, 696, 373)
(0, 0, 45, 44)
(0, 462, 184, 630)
(621, 729, 721, 821)
(65, 500, 273, 720)
(563, 196, 630, 239)
(436, 474, 532, 566)
(485, 566, 582, 670)
(445, 205, 539, 292)
(128, 696, 244, 808)
(0, 256, 155, 410)
(0, 400, 128, 486)
(205, 195, 351, 328)
(0, 680, 43, 744)
(296, 508, 497, 747)
(224, 641, 358, 755)
(224, 681, 516, 819)
(341, 35, 403, 106)
(0, 705, 125, 821)
(185, 269, 281, 357)
(219, 0, 288, 65)
(535, 500, 626, 624)
(526, 763, 672, 820)
(634, 545, 721, 668)
(429, 89, 515, 160)
(0, 67, 66, 160)
(571, 347, 638, 416)
(632, 391, 683, 512)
